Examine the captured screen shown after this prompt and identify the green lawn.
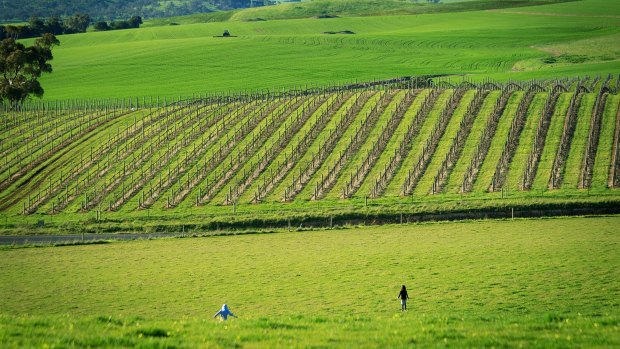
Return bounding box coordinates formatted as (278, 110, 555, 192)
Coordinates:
(1, 216, 618, 348)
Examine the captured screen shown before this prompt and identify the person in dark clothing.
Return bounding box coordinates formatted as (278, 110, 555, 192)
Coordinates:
(398, 285, 409, 311)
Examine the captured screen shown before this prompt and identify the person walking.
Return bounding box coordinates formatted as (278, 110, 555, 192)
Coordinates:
(213, 304, 237, 320)
(398, 285, 409, 311)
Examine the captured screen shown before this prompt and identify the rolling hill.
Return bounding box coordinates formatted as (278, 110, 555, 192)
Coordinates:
(21, 0, 619, 101)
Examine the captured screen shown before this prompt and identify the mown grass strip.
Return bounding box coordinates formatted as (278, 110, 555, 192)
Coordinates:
(211, 95, 325, 204)
(241, 92, 354, 204)
(530, 93, 572, 192)
(505, 92, 547, 192)
(461, 89, 514, 193)
(578, 76, 614, 188)
(471, 92, 523, 193)
(356, 89, 431, 198)
(560, 93, 596, 189)
(309, 91, 396, 200)
(327, 90, 409, 199)
(443, 91, 499, 194)
(384, 90, 451, 196)
(265, 92, 366, 202)
(415, 90, 477, 195)
(591, 95, 620, 190)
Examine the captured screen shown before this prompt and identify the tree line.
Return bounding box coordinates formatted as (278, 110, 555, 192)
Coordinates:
(0, 14, 143, 40)
(92, 16, 143, 32)
(1, 0, 275, 22)
(1, 15, 89, 40)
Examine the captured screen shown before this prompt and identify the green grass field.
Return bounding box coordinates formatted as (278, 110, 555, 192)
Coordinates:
(1, 216, 619, 348)
(2, 1, 620, 347)
(20, 0, 619, 101)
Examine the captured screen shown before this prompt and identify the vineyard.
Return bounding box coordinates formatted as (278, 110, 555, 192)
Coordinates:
(1, 76, 619, 228)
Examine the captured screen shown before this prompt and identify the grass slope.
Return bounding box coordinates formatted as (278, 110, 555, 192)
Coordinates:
(23, 0, 620, 100)
(0, 216, 619, 348)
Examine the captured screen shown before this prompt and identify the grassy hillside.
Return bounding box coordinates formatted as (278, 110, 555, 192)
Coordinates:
(21, 0, 619, 100)
(1, 216, 619, 347)
(146, 0, 576, 25)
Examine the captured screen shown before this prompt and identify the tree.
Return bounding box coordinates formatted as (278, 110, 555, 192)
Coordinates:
(64, 13, 91, 33)
(93, 21, 111, 31)
(110, 20, 131, 30)
(4, 25, 23, 40)
(44, 16, 64, 35)
(127, 16, 143, 29)
(0, 33, 60, 104)
(28, 16, 46, 36)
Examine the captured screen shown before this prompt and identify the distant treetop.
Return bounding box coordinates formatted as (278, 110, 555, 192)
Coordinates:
(0, 0, 276, 21)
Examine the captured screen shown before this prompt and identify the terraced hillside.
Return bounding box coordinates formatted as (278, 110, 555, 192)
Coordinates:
(1, 76, 619, 230)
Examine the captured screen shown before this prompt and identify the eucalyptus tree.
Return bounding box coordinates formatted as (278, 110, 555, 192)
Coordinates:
(0, 33, 59, 105)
